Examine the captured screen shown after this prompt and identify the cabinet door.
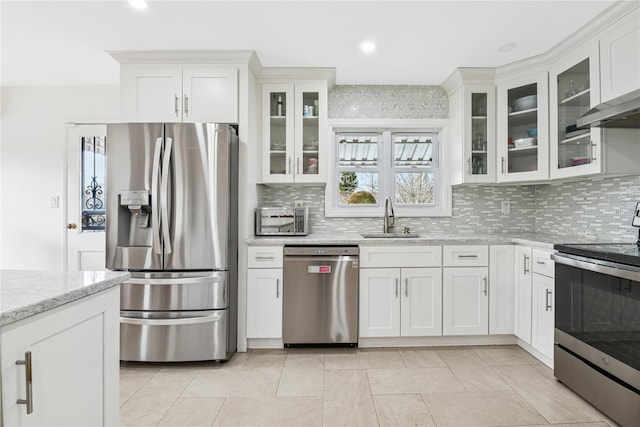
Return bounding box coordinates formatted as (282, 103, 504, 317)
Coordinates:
(600, 10, 640, 102)
(442, 267, 489, 335)
(532, 274, 555, 361)
(359, 268, 401, 337)
(549, 43, 602, 179)
(293, 83, 327, 183)
(464, 85, 496, 183)
(513, 246, 533, 344)
(400, 268, 443, 337)
(489, 245, 515, 335)
(1, 288, 119, 426)
(497, 73, 549, 182)
(246, 268, 283, 338)
(121, 65, 182, 122)
(182, 67, 238, 123)
(261, 84, 294, 183)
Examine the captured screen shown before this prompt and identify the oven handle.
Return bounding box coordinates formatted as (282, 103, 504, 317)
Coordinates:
(551, 253, 640, 282)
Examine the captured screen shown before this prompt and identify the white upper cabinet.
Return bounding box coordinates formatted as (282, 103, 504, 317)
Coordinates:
(549, 43, 602, 179)
(121, 65, 238, 123)
(261, 82, 327, 184)
(599, 9, 640, 102)
(496, 72, 549, 183)
(445, 69, 497, 185)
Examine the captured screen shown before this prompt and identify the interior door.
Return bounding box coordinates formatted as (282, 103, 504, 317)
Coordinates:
(66, 124, 107, 271)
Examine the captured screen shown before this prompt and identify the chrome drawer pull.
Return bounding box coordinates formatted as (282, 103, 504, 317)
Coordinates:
(482, 277, 488, 296)
(404, 278, 409, 297)
(16, 351, 33, 414)
(276, 278, 280, 298)
(458, 254, 478, 259)
(545, 289, 553, 311)
(395, 278, 399, 298)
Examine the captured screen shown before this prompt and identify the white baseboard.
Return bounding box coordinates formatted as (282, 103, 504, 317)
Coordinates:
(358, 335, 517, 348)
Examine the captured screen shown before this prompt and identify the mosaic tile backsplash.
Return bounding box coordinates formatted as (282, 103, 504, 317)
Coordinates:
(534, 175, 640, 242)
(259, 185, 537, 235)
(328, 85, 448, 119)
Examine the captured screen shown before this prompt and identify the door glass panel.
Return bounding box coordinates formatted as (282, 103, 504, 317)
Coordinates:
(507, 83, 538, 174)
(268, 91, 287, 175)
(556, 58, 592, 169)
(81, 136, 106, 231)
(302, 91, 319, 175)
(471, 93, 488, 175)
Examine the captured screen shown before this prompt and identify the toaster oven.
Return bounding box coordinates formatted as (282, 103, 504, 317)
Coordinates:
(255, 207, 310, 236)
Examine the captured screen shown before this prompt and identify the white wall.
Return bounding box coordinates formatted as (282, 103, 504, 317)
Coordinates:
(1, 85, 119, 270)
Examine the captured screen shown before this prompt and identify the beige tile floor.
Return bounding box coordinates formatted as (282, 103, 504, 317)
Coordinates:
(120, 345, 619, 427)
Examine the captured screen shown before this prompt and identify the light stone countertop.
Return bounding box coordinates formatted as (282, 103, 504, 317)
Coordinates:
(247, 232, 606, 250)
(0, 270, 130, 327)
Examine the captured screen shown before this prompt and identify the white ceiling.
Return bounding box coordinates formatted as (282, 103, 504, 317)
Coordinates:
(0, 0, 618, 87)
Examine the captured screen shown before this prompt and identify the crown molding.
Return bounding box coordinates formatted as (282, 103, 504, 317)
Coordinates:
(257, 67, 337, 88)
(107, 49, 259, 66)
(442, 68, 496, 94)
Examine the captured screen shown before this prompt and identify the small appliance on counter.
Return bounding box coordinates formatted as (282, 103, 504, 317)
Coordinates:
(255, 207, 310, 236)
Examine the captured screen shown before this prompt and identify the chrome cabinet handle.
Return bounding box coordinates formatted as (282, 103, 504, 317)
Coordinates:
(524, 254, 530, 274)
(184, 94, 189, 117)
(404, 278, 409, 297)
(287, 157, 292, 175)
(174, 94, 179, 117)
(458, 254, 478, 259)
(545, 289, 552, 311)
(276, 278, 280, 298)
(296, 157, 300, 175)
(537, 260, 546, 265)
(16, 351, 33, 414)
(255, 256, 275, 261)
(501, 156, 505, 174)
(467, 157, 471, 174)
(482, 277, 488, 296)
(395, 278, 399, 298)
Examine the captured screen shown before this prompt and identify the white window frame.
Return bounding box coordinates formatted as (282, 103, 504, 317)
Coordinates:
(325, 119, 452, 218)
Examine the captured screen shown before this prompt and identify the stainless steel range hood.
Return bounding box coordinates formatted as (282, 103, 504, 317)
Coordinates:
(577, 89, 640, 129)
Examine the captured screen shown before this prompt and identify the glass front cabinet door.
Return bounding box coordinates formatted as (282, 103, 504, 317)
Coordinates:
(261, 82, 327, 184)
(497, 73, 549, 183)
(464, 86, 496, 183)
(549, 44, 601, 179)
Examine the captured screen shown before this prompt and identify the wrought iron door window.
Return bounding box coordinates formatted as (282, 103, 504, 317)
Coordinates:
(81, 136, 106, 231)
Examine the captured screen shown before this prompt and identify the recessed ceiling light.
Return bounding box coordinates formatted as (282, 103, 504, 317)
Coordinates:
(360, 41, 376, 54)
(498, 42, 517, 53)
(129, 0, 148, 10)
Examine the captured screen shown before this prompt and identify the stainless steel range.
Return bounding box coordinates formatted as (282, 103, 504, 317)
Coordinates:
(552, 239, 640, 427)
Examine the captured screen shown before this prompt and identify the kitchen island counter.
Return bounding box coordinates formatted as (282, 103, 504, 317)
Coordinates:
(0, 269, 129, 327)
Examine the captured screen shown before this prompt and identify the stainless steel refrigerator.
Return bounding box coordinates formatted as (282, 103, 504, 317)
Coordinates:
(106, 123, 238, 362)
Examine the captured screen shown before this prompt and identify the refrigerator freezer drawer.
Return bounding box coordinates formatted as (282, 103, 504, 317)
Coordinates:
(120, 272, 228, 311)
(120, 310, 229, 362)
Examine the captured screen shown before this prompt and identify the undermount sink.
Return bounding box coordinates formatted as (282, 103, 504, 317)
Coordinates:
(360, 232, 421, 238)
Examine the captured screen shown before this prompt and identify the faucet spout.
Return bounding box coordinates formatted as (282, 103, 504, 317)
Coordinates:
(383, 197, 395, 233)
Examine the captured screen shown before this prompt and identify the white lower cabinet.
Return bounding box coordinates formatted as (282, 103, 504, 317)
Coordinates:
(489, 245, 515, 335)
(359, 267, 442, 337)
(531, 273, 555, 360)
(1, 287, 119, 426)
(246, 268, 283, 338)
(531, 248, 556, 362)
(513, 246, 533, 343)
(442, 267, 489, 335)
(247, 246, 283, 340)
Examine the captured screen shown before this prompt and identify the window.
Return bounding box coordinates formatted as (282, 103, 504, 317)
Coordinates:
(81, 136, 106, 231)
(326, 121, 451, 217)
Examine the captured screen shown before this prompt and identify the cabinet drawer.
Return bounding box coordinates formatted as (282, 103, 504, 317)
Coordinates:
(248, 246, 283, 268)
(359, 245, 442, 268)
(532, 248, 555, 278)
(443, 245, 488, 266)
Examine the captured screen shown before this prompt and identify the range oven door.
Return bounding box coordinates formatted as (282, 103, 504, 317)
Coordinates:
(553, 253, 640, 425)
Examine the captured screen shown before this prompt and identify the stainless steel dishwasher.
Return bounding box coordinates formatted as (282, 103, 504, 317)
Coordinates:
(283, 246, 359, 346)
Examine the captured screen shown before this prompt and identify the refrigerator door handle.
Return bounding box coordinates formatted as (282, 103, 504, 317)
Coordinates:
(126, 276, 223, 285)
(120, 313, 222, 326)
(161, 136, 173, 254)
(151, 137, 163, 255)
